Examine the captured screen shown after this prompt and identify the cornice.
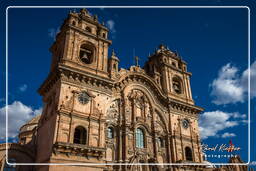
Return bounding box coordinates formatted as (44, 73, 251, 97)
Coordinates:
(68, 25, 112, 45)
(39, 64, 203, 116)
(53, 142, 105, 158)
(58, 109, 106, 123)
(168, 99, 204, 116)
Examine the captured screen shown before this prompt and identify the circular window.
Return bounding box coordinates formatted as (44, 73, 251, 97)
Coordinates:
(78, 91, 90, 104)
(182, 119, 189, 129)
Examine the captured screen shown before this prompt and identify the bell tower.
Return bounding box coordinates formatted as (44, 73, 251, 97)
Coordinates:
(50, 8, 112, 78)
(36, 9, 113, 169)
(145, 45, 203, 164)
(144, 44, 194, 105)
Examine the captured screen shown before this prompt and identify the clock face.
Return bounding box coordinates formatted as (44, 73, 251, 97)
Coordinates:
(182, 119, 189, 129)
(78, 91, 90, 104)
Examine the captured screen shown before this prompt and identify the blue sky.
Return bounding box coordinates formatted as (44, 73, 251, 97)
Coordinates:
(0, 0, 255, 166)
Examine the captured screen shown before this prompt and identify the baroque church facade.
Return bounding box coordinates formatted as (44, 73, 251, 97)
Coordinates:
(0, 9, 250, 171)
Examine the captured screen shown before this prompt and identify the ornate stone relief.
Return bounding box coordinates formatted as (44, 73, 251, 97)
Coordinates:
(106, 100, 119, 124)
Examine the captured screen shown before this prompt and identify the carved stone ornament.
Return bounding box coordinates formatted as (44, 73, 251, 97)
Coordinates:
(182, 119, 189, 129)
(78, 91, 91, 104)
(106, 100, 119, 123)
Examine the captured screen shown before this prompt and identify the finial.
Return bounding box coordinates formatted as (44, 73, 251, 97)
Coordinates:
(135, 56, 139, 67)
(80, 8, 88, 14)
(159, 44, 165, 50)
(93, 14, 98, 21)
(111, 49, 119, 62)
(112, 49, 116, 56)
(102, 21, 105, 26)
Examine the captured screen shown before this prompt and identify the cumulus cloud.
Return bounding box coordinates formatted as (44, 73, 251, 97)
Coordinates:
(210, 61, 256, 105)
(241, 61, 256, 98)
(106, 20, 116, 39)
(18, 84, 27, 92)
(0, 101, 42, 140)
(221, 132, 236, 138)
(210, 63, 244, 105)
(199, 110, 246, 139)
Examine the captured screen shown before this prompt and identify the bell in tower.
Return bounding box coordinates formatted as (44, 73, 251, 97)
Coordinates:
(79, 43, 94, 64)
(49, 8, 112, 78)
(144, 44, 194, 105)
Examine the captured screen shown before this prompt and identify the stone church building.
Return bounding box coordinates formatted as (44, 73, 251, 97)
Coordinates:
(0, 9, 250, 171)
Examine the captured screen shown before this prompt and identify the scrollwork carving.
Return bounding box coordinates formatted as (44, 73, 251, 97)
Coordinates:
(106, 100, 119, 123)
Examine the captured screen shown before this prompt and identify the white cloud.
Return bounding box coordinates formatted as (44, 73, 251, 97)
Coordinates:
(231, 112, 246, 119)
(18, 84, 27, 92)
(106, 20, 116, 39)
(210, 61, 256, 105)
(221, 132, 236, 138)
(210, 63, 244, 105)
(0, 101, 42, 139)
(48, 27, 60, 40)
(199, 110, 244, 139)
(106, 20, 116, 33)
(241, 61, 256, 98)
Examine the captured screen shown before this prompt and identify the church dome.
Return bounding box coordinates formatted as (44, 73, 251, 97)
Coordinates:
(19, 114, 41, 134)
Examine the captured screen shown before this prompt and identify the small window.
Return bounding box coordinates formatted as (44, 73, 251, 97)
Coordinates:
(178, 63, 182, 69)
(185, 147, 193, 161)
(136, 128, 145, 148)
(73, 126, 87, 144)
(20, 137, 26, 144)
(85, 26, 92, 33)
(157, 137, 164, 148)
(102, 33, 106, 38)
(172, 62, 176, 67)
(72, 21, 76, 26)
(172, 77, 182, 94)
(113, 63, 117, 71)
(107, 127, 114, 139)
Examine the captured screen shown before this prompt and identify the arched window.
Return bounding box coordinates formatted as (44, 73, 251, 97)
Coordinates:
(185, 147, 193, 161)
(4, 158, 16, 171)
(178, 62, 182, 69)
(172, 62, 176, 67)
(73, 126, 87, 145)
(79, 43, 94, 64)
(136, 128, 144, 148)
(72, 21, 76, 26)
(157, 137, 164, 148)
(85, 26, 92, 33)
(172, 77, 182, 94)
(102, 33, 106, 38)
(113, 63, 117, 71)
(107, 127, 114, 139)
